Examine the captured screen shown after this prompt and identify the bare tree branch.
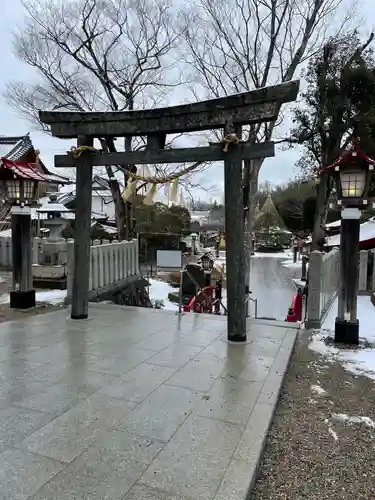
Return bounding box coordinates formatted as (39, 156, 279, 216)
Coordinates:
(180, 0, 357, 175)
(4, 0, 209, 238)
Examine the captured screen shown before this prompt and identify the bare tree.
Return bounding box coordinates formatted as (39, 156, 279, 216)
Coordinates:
(180, 0, 356, 280)
(5, 0, 201, 239)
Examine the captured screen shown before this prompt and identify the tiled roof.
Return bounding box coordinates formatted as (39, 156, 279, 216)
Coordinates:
(43, 173, 71, 184)
(0, 158, 54, 182)
(0, 135, 33, 161)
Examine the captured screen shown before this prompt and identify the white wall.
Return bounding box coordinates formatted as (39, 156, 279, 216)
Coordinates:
(92, 194, 116, 217)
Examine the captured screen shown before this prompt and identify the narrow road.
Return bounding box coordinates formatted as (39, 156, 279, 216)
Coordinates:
(250, 255, 300, 320)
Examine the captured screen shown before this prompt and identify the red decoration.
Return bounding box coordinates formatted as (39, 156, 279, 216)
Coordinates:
(320, 139, 375, 174)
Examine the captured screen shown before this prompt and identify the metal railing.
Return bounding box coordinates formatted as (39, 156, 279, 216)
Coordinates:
(177, 268, 258, 318)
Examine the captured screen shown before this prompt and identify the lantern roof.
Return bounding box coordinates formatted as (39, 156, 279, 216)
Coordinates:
(0, 158, 70, 184)
(320, 139, 375, 174)
(37, 194, 73, 214)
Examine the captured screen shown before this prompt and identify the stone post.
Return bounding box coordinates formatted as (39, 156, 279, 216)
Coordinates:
(358, 250, 368, 292)
(66, 239, 75, 300)
(32, 237, 41, 265)
(135, 237, 140, 275)
(306, 250, 323, 329)
(91, 245, 99, 290)
(0, 239, 6, 268)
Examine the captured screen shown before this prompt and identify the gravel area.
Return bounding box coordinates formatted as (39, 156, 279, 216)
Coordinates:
(251, 330, 375, 500)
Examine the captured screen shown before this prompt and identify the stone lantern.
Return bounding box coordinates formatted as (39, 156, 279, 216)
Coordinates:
(37, 194, 72, 241)
(0, 158, 41, 309)
(33, 194, 73, 288)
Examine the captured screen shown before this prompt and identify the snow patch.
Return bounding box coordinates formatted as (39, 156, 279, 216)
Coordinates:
(281, 261, 303, 269)
(332, 413, 375, 429)
(328, 426, 339, 441)
(311, 384, 327, 395)
(324, 418, 339, 440)
(147, 279, 179, 311)
(309, 296, 375, 381)
(0, 289, 67, 306)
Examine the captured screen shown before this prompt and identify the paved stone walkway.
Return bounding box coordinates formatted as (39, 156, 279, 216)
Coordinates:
(0, 304, 297, 500)
(250, 256, 300, 320)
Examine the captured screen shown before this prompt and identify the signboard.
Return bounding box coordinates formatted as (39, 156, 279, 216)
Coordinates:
(156, 249, 183, 272)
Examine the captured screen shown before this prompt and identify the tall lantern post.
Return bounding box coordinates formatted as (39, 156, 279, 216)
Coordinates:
(320, 140, 375, 344)
(0, 158, 41, 309)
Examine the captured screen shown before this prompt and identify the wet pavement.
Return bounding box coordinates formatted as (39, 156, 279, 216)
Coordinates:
(0, 303, 297, 500)
(250, 255, 301, 320)
(149, 252, 302, 318)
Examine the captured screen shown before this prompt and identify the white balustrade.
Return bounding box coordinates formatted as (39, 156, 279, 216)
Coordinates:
(306, 248, 340, 329)
(66, 238, 140, 299)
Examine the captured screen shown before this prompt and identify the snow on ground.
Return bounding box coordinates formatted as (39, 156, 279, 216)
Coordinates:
(281, 260, 304, 269)
(311, 384, 327, 395)
(332, 413, 375, 429)
(254, 250, 294, 259)
(0, 289, 67, 306)
(0, 281, 180, 311)
(147, 279, 179, 311)
(309, 295, 375, 381)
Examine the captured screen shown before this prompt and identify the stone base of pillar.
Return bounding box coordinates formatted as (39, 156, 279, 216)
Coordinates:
(371, 293, 375, 307)
(10, 290, 36, 310)
(334, 317, 359, 345)
(71, 313, 89, 320)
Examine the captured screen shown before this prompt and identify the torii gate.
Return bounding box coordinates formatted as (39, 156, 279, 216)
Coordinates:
(39, 80, 299, 342)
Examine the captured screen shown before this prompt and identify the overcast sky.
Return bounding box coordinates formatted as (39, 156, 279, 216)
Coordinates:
(1, 0, 374, 198)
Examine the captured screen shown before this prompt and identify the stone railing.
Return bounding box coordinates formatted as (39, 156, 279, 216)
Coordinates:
(0, 236, 120, 270)
(66, 238, 140, 300)
(306, 248, 340, 329)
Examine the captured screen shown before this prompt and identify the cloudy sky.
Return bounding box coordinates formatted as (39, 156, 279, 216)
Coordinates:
(1, 0, 374, 198)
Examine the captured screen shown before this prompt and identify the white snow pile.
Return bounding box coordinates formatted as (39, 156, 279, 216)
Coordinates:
(332, 413, 375, 429)
(324, 413, 375, 442)
(309, 296, 375, 381)
(147, 279, 179, 311)
(311, 384, 327, 395)
(0, 289, 67, 306)
(282, 260, 303, 269)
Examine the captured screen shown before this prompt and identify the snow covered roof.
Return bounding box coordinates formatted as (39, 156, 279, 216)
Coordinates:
(327, 219, 375, 246)
(0, 135, 33, 160)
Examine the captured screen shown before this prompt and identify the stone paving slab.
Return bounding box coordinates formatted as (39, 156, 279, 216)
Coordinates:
(0, 304, 297, 500)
